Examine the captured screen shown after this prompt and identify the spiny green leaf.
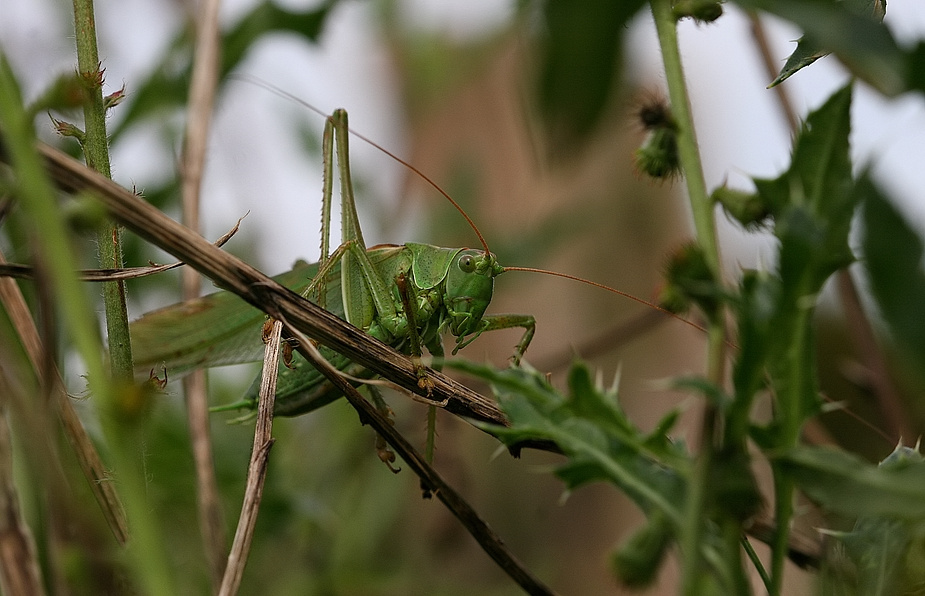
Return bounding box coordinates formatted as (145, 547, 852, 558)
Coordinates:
(821, 446, 925, 595)
(565, 362, 634, 436)
(789, 84, 855, 232)
(766, 0, 886, 87)
(768, 37, 827, 88)
(451, 360, 686, 524)
(735, 84, 857, 445)
(779, 446, 925, 519)
(735, 0, 902, 94)
(644, 409, 681, 452)
(753, 84, 855, 258)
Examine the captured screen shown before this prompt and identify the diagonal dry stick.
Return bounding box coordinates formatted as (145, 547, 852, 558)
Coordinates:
(280, 321, 558, 596)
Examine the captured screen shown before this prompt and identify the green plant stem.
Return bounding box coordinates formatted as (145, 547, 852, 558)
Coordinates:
(770, 474, 793, 595)
(649, 1, 729, 593)
(72, 0, 134, 382)
(724, 518, 750, 595)
(71, 0, 171, 590)
(0, 56, 172, 596)
(769, 310, 813, 595)
(649, 3, 718, 273)
(742, 536, 772, 593)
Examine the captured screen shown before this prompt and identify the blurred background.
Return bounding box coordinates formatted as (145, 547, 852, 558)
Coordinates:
(2, 0, 925, 593)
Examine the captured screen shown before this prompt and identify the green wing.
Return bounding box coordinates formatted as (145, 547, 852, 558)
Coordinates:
(131, 260, 318, 375)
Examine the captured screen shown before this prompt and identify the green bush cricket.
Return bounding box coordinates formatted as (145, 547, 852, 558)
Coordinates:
(130, 80, 691, 460)
(131, 89, 541, 455)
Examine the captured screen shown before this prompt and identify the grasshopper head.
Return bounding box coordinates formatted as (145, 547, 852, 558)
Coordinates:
(445, 249, 503, 338)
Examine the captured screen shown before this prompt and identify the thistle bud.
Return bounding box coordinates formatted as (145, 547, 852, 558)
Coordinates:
(635, 128, 681, 180)
(634, 95, 680, 180)
(636, 94, 675, 131)
(104, 85, 126, 111)
(660, 242, 721, 321)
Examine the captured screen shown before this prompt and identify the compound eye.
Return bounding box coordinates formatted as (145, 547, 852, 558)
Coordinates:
(458, 254, 476, 273)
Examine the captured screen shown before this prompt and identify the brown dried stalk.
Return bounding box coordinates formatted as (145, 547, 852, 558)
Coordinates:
(218, 320, 280, 596)
(179, 0, 228, 587)
(0, 216, 242, 282)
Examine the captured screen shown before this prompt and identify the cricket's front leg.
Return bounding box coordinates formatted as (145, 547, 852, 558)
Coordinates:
(453, 314, 536, 366)
(395, 272, 435, 395)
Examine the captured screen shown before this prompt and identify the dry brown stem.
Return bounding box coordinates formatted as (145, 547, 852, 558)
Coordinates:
(218, 320, 280, 596)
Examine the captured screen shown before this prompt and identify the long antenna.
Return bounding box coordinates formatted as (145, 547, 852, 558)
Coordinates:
(503, 265, 711, 337)
(229, 74, 492, 254)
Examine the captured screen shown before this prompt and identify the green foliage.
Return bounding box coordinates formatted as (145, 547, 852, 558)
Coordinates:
(673, 0, 724, 23)
(764, 0, 887, 88)
(743, 84, 856, 442)
(461, 60, 923, 591)
(659, 242, 722, 322)
(635, 126, 682, 180)
(610, 510, 674, 588)
(0, 52, 175, 593)
(805, 446, 925, 594)
(452, 359, 763, 590)
(717, 87, 859, 460)
(713, 186, 770, 229)
(457, 360, 687, 519)
(781, 446, 925, 520)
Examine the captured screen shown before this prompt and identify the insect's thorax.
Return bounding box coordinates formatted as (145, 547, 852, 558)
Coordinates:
(361, 244, 500, 353)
